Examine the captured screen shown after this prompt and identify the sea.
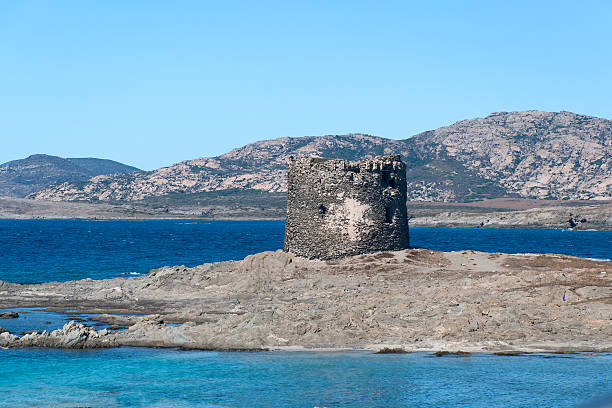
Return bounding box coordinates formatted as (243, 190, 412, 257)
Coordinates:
(0, 219, 611, 407)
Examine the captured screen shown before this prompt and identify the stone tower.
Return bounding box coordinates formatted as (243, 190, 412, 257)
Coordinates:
(284, 155, 410, 260)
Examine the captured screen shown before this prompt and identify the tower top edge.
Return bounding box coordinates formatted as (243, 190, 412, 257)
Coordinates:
(287, 155, 403, 166)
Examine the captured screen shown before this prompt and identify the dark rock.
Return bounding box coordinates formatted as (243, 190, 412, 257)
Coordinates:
(434, 351, 471, 357)
(0, 311, 19, 319)
(375, 347, 409, 354)
(493, 351, 525, 356)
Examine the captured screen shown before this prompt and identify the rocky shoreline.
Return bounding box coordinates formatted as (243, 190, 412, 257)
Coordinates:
(1, 249, 610, 353)
(410, 203, 612, 230)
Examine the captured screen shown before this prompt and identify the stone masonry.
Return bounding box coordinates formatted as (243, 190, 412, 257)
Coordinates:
(284, 155, 410, 259)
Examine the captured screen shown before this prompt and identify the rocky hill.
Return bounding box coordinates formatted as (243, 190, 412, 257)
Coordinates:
(408, 110, 611, 200)
(29, 111, 612, 202)
(0, 154, 140, 197)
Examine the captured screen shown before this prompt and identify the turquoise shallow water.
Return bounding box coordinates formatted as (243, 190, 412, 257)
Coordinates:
(0, 307, 115, 334)
(0, 348, 610, 408)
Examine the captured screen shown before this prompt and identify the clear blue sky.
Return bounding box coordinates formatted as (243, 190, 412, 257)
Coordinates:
(1, 1, 610, 170)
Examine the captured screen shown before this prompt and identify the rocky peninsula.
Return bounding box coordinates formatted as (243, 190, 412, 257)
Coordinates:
(1, 249, 610, 353)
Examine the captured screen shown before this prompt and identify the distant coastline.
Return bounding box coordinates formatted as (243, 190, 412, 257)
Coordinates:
(1, 196, 610, 230)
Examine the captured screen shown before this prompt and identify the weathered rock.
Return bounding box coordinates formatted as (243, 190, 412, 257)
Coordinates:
(0, 331, 18, 346)
(0, 311, 19, 319)
(0, 249, 610, 352)
(8, 321, 115, 349)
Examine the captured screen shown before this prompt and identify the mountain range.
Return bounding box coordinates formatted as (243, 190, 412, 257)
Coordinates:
(0, 155, 140, 198)
(23, 110, 612, 202)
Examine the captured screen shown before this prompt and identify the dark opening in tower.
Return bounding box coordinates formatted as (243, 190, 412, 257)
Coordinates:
(385, 207, 393, 223)
(318, 204, 327, 215)
(381, 171, 396, 188)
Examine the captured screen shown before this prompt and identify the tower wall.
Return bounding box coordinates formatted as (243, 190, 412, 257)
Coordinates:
(284, 155, 410, 259)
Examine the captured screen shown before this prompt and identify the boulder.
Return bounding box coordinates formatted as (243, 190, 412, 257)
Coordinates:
(0, 331, 18, 347)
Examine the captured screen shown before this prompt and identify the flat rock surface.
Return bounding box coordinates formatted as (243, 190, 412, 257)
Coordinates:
(1, 249, 610, 353)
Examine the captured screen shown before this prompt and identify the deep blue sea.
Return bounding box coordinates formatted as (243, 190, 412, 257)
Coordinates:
(0, 219, 610, 284)
(1, 220, 611, 407)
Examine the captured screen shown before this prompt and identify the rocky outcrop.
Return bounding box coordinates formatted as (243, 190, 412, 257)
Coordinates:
(0, 249, 610, 353)
(0, 321, 115, 348)
(28, 111, 612, 203)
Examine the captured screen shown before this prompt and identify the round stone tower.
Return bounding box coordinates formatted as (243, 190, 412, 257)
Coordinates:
(283, 155, 410, 259)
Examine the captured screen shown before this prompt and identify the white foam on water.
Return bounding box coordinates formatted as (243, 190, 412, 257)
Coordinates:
(587, 258, 611, 263)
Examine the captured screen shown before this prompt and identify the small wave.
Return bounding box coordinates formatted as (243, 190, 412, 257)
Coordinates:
(587, 258, 611, 263)
(121, 272, 143, 276)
